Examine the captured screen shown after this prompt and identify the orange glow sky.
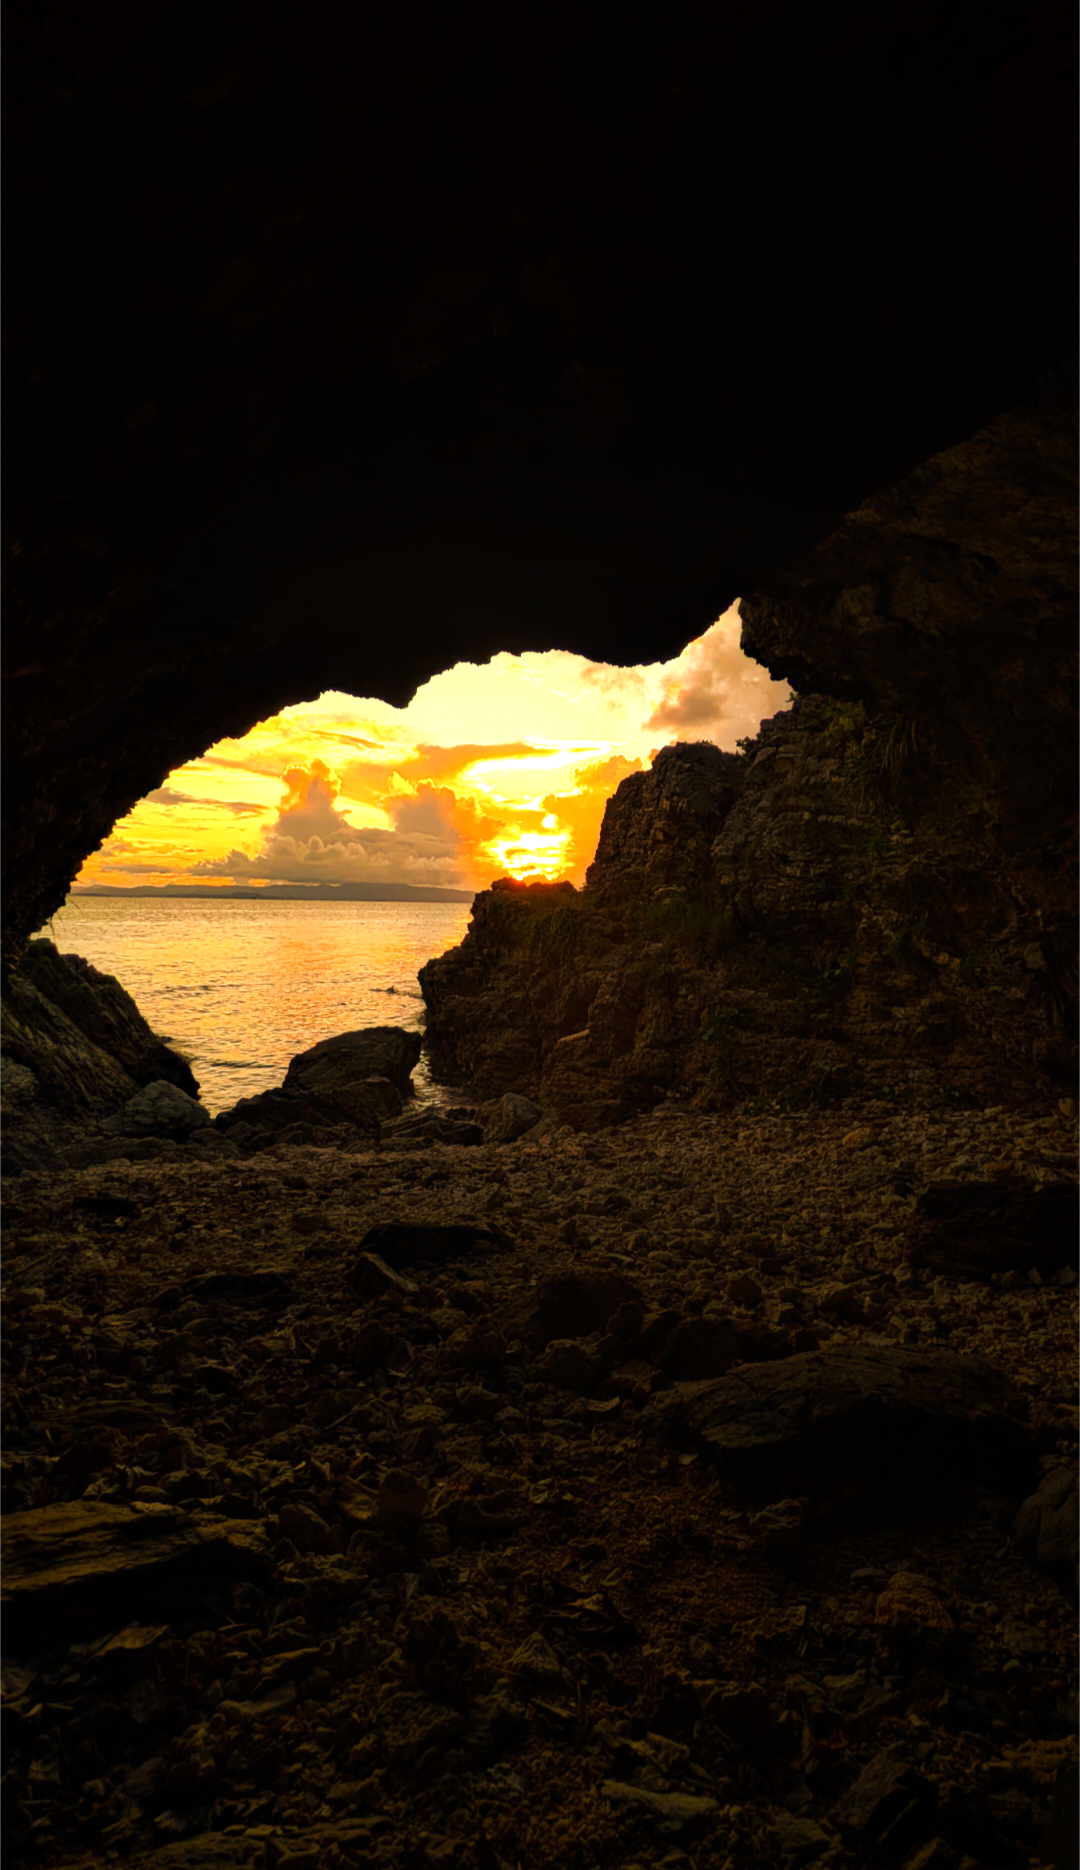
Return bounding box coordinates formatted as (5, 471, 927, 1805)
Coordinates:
(74, 603, 791, 893)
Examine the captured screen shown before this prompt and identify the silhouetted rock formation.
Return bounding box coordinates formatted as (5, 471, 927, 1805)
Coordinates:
(421, 383, 1078, 1126)
(212, 1027, 423, 1152)
(283, 1028, 422, 1106)
(4, 3, 1074, 949)
(0, 940, 200, 1171)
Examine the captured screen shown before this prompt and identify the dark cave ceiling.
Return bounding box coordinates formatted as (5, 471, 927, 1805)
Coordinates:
(2, 0, 1076, 946)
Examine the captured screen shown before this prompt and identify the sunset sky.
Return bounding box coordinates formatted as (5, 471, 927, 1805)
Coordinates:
(74, 604, 791, 894)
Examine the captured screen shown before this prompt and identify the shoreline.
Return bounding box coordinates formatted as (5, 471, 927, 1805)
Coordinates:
(3, 1098, 1076, 1867)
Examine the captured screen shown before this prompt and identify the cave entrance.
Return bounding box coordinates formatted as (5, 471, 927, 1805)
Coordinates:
(33, 609, 790, 1115)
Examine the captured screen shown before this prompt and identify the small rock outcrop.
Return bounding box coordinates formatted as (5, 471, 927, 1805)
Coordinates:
(283, 1028, 422, 1106)
(101, 1079, 210, 1141)
(213, 1027, 423, 1151)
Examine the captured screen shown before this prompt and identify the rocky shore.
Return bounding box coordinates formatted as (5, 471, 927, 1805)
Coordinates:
(2, 1097, 1077, 1870)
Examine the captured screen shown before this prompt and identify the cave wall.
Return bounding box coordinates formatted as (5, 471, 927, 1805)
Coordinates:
(4, 0, 1076, 948)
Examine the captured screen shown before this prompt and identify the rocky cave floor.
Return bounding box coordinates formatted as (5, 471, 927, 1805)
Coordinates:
(2, 1098, 1077, 1870)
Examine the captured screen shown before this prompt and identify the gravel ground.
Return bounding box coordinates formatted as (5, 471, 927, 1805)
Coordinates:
(2, 1098, 1077, 1870)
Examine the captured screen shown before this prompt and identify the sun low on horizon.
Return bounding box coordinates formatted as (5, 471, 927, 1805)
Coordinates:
(73, 605, 791, 897)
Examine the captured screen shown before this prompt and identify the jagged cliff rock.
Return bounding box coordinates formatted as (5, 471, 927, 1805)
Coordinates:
(0, 941, 199, 1171)
(740, 368, 1078, 850)
(420, 385, 1078, 1129)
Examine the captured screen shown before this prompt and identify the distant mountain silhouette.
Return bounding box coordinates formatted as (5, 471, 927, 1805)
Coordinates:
(72, 883, 475, 904)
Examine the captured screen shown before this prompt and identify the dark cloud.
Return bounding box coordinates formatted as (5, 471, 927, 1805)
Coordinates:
(145, 785, 265, 815)
(145, 786, 198, 805)
(190, 759, 468, 886)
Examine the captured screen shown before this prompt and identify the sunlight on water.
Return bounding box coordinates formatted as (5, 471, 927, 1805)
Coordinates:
(45, 898, 473, 1115)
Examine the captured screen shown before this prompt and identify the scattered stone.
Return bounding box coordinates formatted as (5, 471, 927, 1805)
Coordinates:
(483, 1092, 545, 1144)
(607, 1299, 644, 1341)
(353, 1221, 510, 1272)
(706, 1680, 771, 1744)
(350, 1252, 420, 1299)
(351, 1319, 397, 1377)
(639, 1306, 682, 1356)
(1, 1077, 1074, 1870)
(277, 1501, 332, 1554)
(373, 1470, 427, 1532)
(894, 1836, 958, 1870)
(533, 1339, 598, 1392)
(746, 1497, 812, 1557)
(726, 1272, 763, 1307)
(656, 1314, 740, 1381)
(874, 1572, 955, 1655)
(601, 1780, 718, 1827)
(457, 1496, 519, 1540)
(904, 1180, 1079, 1281)
(174, 1269, 291, 1306)
(381, 1111, 483, 1148)
(378, 1688, 466, 1766)
(832, 1747, 933, 1857)
(509, 1631, 562, 1682)
(219, 1680, 297, 1723)
(101, 1079, 210, 1140)
(769, 1811, 832, 1860)
(501, 1270, 643, 1350)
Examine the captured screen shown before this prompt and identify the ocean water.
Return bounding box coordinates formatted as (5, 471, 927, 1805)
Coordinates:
(43, 897, 473, 1116)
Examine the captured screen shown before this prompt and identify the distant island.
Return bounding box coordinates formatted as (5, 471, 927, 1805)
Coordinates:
(72, 882, 476, 904)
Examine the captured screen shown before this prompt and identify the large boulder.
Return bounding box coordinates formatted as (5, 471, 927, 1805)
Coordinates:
(283, 1027, 422, 1108)
(646, 1344, 1036, 1498)
(102, 1079, 210, 1140)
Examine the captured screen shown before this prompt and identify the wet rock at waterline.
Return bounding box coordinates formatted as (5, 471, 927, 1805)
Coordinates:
(283, 1026, 422, 1106)
(0, 941, 201, 1173)
(15, 943, 199, 1098)
(213, 1029, 423, 1152)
